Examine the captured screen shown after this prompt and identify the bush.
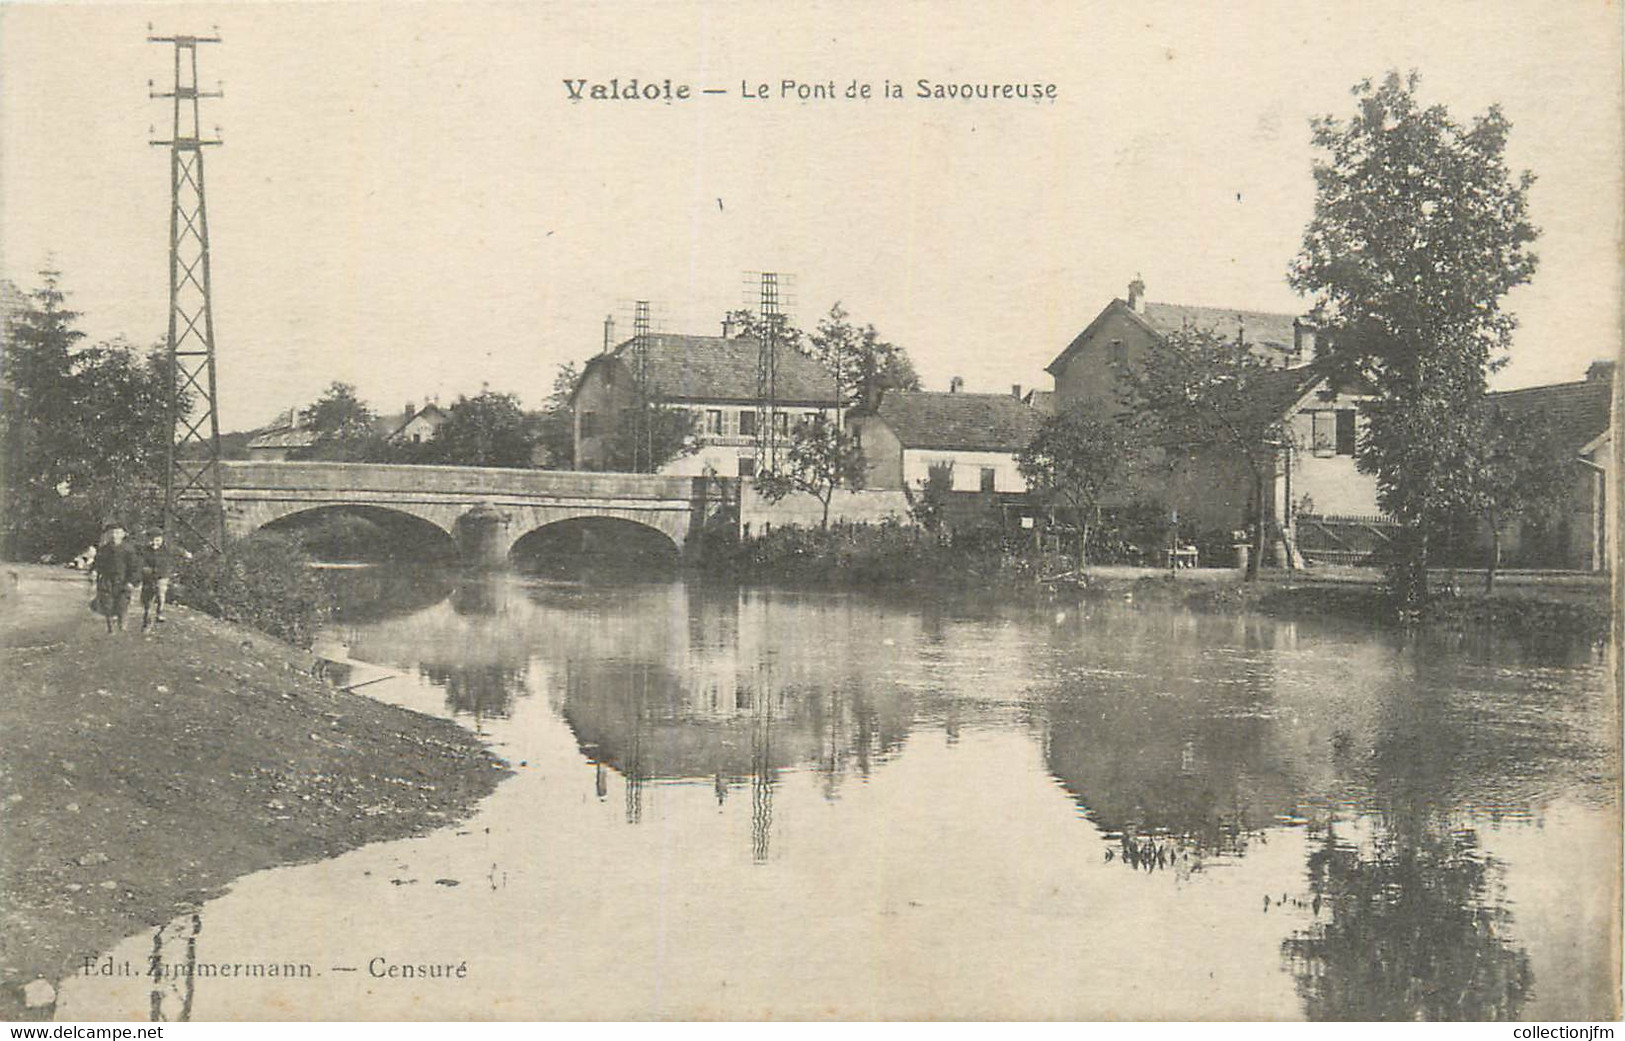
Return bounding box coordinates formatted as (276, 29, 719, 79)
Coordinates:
(171, 534, 335, 648)
(724, 519, 1034, 589)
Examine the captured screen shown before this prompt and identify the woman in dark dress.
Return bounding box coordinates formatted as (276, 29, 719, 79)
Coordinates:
(88, 522, 140, 633)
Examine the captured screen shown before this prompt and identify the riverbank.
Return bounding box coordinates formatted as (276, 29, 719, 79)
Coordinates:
(717, 526, 1612, 640)
(0, 566, 511, 1020)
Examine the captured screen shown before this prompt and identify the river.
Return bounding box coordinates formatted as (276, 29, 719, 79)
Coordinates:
(56, 570, 1618, 1020)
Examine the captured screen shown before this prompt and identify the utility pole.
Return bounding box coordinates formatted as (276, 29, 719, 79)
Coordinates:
(632, 300, 652, 472)
(149, 30, 226, 554)
(755, 273, 781, 470)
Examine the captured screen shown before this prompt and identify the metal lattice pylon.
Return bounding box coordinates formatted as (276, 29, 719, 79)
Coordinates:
(149, 31, 226, 553)
(755, 273, 780, 470)
(632, 300, 652, 472)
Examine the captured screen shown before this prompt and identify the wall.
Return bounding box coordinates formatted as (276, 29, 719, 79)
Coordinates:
(571, 359, 641, 470)
(1489, 452, 1609, 571)
(1281, 388, 1380, 518)
(848, 414, 903, 489)
(739, 486, 910, 531)
(575, 365, 835, 476)
(394, 411, 442, 444)
(1160, 446, 1258, 532)
(1051, 306, 1158, 411)
(663, 405, 837, 478)
(902, 448, 1028, 494)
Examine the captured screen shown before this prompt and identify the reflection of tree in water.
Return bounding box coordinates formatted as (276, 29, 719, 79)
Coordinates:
(1041, 673, 1299, 869)
(323, 564, 456, 623)
(418, 660, 528, 721)
(1281, 816, 1530, 1021)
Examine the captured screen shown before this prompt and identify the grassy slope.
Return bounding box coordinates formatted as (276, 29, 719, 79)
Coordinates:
(0, 568, 510, 1019)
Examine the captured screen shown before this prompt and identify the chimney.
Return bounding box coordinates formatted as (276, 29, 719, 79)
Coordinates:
(403, 401, 416, 422)
(1292, 320, 1316, 361)
(602, 314, 616, 355)
(950, 376, 964, 394)
(721, 315, 737, 338)
(1127, 274, 1146, 313)
(1011, 383, 1023, 399)
(1587, 360, 1616, 383)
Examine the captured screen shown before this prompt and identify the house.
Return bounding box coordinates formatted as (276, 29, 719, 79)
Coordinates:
(1042, 279, 1381, 547)
(1484, 361, 1614, 571)
(570, 321, 840, 477)
(847, 385, 1045, 495)
(1046, 277, 1319, 412)
(389, 401, 447, 445)
(245, 407, 317, 461)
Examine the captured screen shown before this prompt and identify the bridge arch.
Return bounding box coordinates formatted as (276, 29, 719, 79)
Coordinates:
(218, 461, 714, 567)
(252, 503, 460, 561)
(508, 515, 681, 576)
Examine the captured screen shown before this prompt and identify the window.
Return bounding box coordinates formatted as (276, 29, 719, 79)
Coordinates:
(805, 412, 820, 427)
(1108, 339, 1126, 366)
(705, 409, 723, 435)
(738, 410, 757, 437)
(581, 411, 598, 439)
(1335, 409, 1357, 456)
(738, 456, 757, 478)
(980, 467, 997, 493)
(773, 412, 789, 436)
(1311, 411, 1336, 456)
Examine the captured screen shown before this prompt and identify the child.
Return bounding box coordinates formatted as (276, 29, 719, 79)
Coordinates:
(139, 529, 186, 630)
(88, 522, 140, 633)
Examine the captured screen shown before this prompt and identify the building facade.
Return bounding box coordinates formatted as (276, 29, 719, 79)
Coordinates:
(848, 388, 1045, 495)
(1042, 279, 1381, 545)
(389, 402, 447, 445)
(570, 326, 840, 477)
(1484, 362, 1614, 571)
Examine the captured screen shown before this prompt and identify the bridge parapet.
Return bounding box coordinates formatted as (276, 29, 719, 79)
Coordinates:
(217, 461, 739, 564)
(218, 460, 699, 501)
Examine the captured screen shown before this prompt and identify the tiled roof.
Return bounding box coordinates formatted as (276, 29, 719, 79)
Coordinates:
(1236, 364, 1329, 426)
(1023, 389, 1056, 414)
(1046, 297, 1310, 376)
(1489, 376, 1612, 455)
(246, 426, 318, 450)
(1139, 301, 1304, 357)
(591, 334, 839, 405)
(387, 402, 446, 439)
(869, 390, 1045, 452)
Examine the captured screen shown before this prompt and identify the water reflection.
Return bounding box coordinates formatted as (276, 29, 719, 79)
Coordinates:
(96, 568, 1605, 1021)
(1282, 815, 1531, 1021)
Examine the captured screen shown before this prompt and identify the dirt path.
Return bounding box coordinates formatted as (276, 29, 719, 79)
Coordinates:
(0, 566, 511, 1020)
(0, 566, 103, 649)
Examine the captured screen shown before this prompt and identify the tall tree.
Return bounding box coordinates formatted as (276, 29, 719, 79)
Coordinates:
(723, 307, 807, 355)
(753, 416, 868, 527)
(1016, 408, 1134, 567)
(1290, 71, 1539, 604)
(0, 272, 180, 557)
(533, 360, 580, 469)
(1119, 327, 1298, 580)
(806, 302, 922, 410)
(296, 381, 380, 461)
(432, 389, 537, 468)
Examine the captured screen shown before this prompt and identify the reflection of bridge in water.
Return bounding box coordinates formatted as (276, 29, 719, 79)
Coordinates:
(219, 461, 736, 565)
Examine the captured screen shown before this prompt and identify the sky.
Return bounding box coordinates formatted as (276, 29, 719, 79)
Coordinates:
(3, 1, 1621, 431)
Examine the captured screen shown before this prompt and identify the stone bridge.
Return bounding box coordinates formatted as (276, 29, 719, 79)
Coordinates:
(219, 461, 735, 565)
